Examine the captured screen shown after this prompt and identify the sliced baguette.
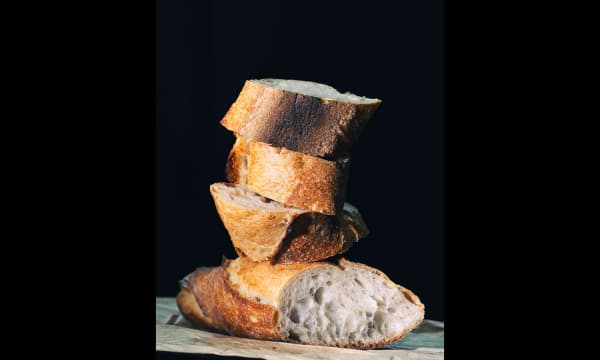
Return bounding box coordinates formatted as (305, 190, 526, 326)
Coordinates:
(220, 79, 381, 159)
(226, 137, 349, 215)
(210, 182, 368, 264)
(176, 257, 424, 349)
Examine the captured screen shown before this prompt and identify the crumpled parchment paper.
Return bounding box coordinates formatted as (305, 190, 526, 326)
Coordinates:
(157, 297, 444, 360)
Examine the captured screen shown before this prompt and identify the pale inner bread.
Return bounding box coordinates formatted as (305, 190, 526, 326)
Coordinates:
(254, 79, 380, 104)
(227, 259, 423, 347)
(216, 182, 291, 212)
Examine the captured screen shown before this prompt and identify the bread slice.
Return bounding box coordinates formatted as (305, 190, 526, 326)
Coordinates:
(176, 257, 424, 349)
(210, 182, 368, 264)
(220, 79, 381, 159)
(226, 137, 349, 215)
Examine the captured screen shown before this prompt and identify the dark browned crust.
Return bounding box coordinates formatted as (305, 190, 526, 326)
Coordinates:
(274, 207, 369, 264)
(220, 80, 381, 159)
(273, 212, 344, 264)
(176, 262, 285, 340)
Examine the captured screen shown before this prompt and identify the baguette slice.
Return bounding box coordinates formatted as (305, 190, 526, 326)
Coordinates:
(220, 79, 381, 159)
(176, 257, 424, 349)
(210, 182, 368, 264)
(226, 137, 349, 215)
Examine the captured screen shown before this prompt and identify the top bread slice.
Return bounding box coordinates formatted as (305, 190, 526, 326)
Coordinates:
(176, 257, 425, 349)
(220, 79, 381, 159)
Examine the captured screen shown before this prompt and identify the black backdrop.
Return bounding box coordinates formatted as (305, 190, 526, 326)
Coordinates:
(156, 0, 444, 321)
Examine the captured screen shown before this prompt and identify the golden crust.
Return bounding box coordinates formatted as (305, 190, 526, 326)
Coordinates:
(176, 268, 218, 329)
(210, 183, 368, 264)
(176, 258, 425, 349)
(220, 80, 381, 159)
(228, 257, 324, 303)
(210, 182, 303, 261)
(225, 136, 248, 183)
(177, 261, 284, 340)
(226, 138, 348, 215)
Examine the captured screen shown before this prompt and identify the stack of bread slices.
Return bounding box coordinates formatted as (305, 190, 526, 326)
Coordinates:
(176, 79, 425, 349)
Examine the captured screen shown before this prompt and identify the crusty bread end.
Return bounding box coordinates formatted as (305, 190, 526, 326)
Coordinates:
(177, 258, 424, 349)
(221, 79, 381, 159)
(210, 182, 368, 264)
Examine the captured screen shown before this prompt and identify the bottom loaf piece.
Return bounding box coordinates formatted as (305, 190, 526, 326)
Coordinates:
(176, 257, 424, 349)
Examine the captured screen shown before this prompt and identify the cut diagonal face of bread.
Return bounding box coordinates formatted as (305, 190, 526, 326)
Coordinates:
(210, 182, 368, 264)
(226, 137, 349, 215)
(220, 79, 381, 159)
(176, 257, 425, 349)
